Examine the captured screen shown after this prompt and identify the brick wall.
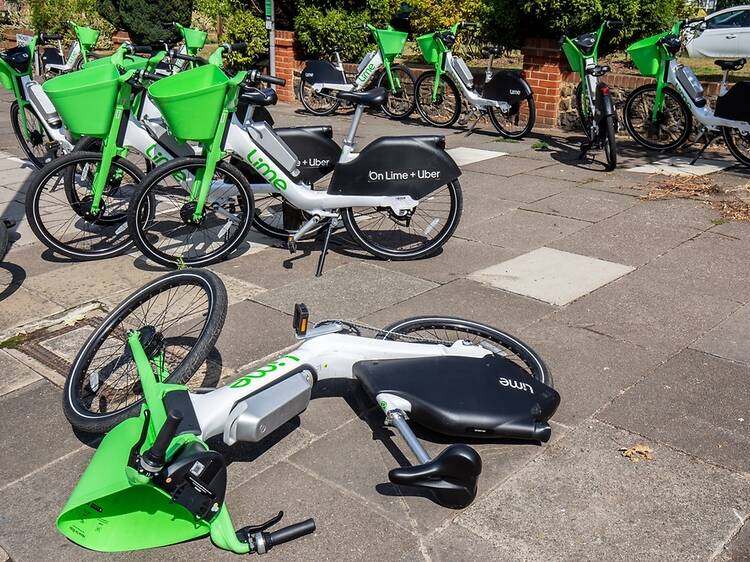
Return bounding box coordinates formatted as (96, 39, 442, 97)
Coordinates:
(274, 30, 304, 102)
(521, 37, 573, 128)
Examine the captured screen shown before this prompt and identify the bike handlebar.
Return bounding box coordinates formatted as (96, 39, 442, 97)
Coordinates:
(126, 44, 153, 55)
(247, 69, 286, 86)
(40, 33, 63, 43)
(222, 42, 247, 52)
(141, 409, 182, 470)
(607, 20, 625, 29)
(263, 519, 316, 551)
(138, 70, 164, 82)
(461, 21, 479, 29)
(171, 51, 208, 65)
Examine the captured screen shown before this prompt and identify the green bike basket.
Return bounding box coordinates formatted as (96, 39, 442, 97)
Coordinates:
(627, 32, 669, 78)
(181, 26, 208, 52)
(561, 41, 583, 74)
(43, 64, 121, 137)
(372, 27, 408, 62)
(84, 54, 150, 71)
(0, 60, 15, 90)
(416, 32, 441, 65)
(148, 64, 229, 142)
(76, 26, 100, 50)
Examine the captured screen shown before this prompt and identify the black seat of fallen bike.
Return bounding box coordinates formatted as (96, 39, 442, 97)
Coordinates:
(326, 45, 342, 53)
(353, 355, 559, 440)
(573, 32, 596, 55)
(240, 86, 278, 107)
(0, 46, 30, 72)
(482, 46, 503, 56)
(715, 58, 746, 71)
(336, 87, 387, 108)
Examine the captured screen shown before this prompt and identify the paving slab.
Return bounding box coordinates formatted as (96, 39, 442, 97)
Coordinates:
(0, 380, 82, 483)
(456, 190, 518, 229)
(216, 299, 296, 369)
(361, 278, 555, 334)
(0, 285, 63, 334)
(0, 349, 41, 397)
(398, 524, 503, 562)
(226, 461, 419, 561)
(550, 212, 701, 268)
(528, 162, 610, 183)
(446, 146, 507, 166)
(712, 219, 750, 240)
(521, 187, 638, 222)
(470, 247, 634, 306)
(23, 255, 161, 308)
(378, 237, 520, 285)
(626, 156, 734, 176)
(554, 265, 741, 355)
(465, 170, 579, 204)
(0, 241, 70, 279)
(519, 320, 667, 425)
(458, 422, 750, 562)
(210, 242, 353, 290)
(459, 209, 590, 252)
(692, 303, 750, 366)
(463, 154, 551, 177)
(626, 197, 719, 232)
(598, 349, 750, 473)
(253, 262, 438, 320)
(716, 520, 750, 562)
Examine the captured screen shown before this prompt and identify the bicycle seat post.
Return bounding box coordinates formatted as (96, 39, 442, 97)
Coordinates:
(720, 68, 730, 97)
(334, 51, 343, 71)
(341, 104, 365, 159)
(485, 54, 494, 84)
(387, 409, 431, 465)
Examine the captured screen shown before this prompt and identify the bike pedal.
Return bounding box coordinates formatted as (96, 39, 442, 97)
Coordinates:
(287, 237, 297, 254)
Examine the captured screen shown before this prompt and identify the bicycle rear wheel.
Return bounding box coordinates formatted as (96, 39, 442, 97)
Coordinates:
(0, 220, 8, 261)
(488, 96, 536, 139)
(342, 179, 462, 260)
(378, 316, 551, 386)
(128, 157, 254, 268)
(298, 73, 341, 116)
(63, 268, 227, 433)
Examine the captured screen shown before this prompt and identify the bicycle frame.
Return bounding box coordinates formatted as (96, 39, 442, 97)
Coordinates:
(562, 21, 608, 129)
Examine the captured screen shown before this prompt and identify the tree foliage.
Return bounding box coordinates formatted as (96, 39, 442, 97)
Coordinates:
(96, 0, 194, 46)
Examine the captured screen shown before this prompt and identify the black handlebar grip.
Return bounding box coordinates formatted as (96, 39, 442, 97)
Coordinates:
(128, 45, 153, 55)
(40, 33, 63, 43)
(224, 42, 247, 52)
(143, 409, 182, 469)
(259, 73, 286, 86)
(264, 519, 316, 549)
(140, 71, 163, 82)
(687, 17, 705, 24)
(172, 52, 207, 65)
(607, 20, 625, 29)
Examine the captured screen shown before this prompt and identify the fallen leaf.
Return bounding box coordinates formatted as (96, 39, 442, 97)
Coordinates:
(619, 444, 655, 463)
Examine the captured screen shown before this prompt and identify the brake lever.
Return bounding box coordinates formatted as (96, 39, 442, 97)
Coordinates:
(238, 511, 284, 535)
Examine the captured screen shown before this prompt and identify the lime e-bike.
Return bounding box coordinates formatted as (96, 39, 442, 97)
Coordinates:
(298, 22, 416, 119)
(624, 18, 750, 166)
(561, 20, 623, 171)
(59, 269, 559, 554)
(414, 22, 536, 138)
(127, 64, 463, 274)
(38, 21, 100, 75)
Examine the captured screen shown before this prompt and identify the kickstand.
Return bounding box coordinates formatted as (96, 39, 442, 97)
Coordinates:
(314, 218, 336, 277)
(690, 131, 717, 165)
(465, 110, 484, 136)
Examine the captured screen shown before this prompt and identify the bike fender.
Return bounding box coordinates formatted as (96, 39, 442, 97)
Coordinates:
(328, 136, 460, 199)
(483, 71, 533, 103)
(301, 60, 347, 86)
(276, 127, 341, 184)
(595, 82, 616, 118)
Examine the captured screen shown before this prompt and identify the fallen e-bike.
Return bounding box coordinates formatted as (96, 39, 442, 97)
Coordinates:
(59, 269, 560, 554)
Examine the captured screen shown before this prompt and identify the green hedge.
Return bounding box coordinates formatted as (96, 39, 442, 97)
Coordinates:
(221, 10, 269, 68)
(30, 0, 116, 48)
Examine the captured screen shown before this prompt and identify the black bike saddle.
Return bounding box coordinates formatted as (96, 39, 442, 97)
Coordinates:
(715, 58, 746, 71)
(336, 87, 388, 108)
(482, 46, 503, 56)
(354, 355, 560, 442)
(240, 86, 278, 107)
(1, 46, 30, 72)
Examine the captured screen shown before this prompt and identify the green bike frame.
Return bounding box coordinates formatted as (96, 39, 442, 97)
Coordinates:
(418, 22, 460, 101)
(0, 35, 40, 144)
(561, 21, 609, 123)
(57, 331, 252, 553)
(366, 23, 407, 93)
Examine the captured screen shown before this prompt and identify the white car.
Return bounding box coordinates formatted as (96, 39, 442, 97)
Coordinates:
(685, 5, 750, 58)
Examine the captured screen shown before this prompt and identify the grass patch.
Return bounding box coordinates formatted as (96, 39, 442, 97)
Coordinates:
(495, 137, 520, 143)
(0, 334, 25, 349)
(531, 140, 550, 151)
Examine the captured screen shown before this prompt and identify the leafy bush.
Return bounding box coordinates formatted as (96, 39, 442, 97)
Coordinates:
(483, 0, 696, 50)
(294, 6, 372, 60)
(408, 0, 485, 36)
(221, 10, 269, 68)
(30, 0, 116, 48)
(96, 0, 193, 47)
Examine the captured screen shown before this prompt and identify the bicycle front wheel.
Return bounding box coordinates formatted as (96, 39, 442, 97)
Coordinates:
(25, 151, 144, 260)
(378, 316, 552, 387)
(602, 114, 617, 171)
(63, 268, 227, 433)
(128, 157, 254, 268)
(0, 220, 8, 261)
(10, 101, 55, 168)
(414, 71, 462, 128)
(623, 84, 691, 151)
(378, 64, 416, 120)
(342, 179, 462, 260)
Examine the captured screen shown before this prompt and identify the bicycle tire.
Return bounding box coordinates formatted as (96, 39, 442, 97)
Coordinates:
(378, 64, 416, 120)
(623, 84, 691, 151)
(298, 72, 341, 116)
(488, 95, 536, 139)
(378, 316, 552, 387)
(602, 114, 617, 171)
(414, 71, 462, 128)
(63, 268, 227, 433)
(0, 220, 8, 261)
(10, 100, 53, 168)
(722, 127, 750, 167)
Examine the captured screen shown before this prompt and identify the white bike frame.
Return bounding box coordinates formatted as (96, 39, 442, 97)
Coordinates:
(443, 52, 511, 112)
(667, 59, 750, 133)
(191, 332, 490, 442)
(311, 50, 384, 93)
